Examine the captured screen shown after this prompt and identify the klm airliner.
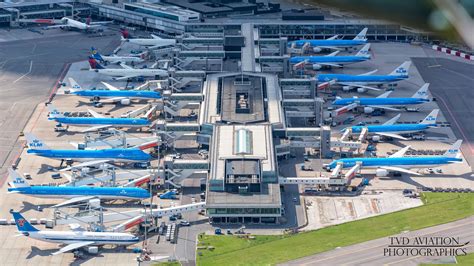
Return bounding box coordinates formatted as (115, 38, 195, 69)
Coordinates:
(68, 78, 161, 104)
(346, 109, 439, 140)
(25, 133, 151, 162)
(318, 61, 411, 92)
(48, 104, 151, 132)
(325, 140, 463, 176)
(288, 28, 368, 53)
(290, 44, 371, 70)
(7, 169, 150, 200)
(332, 83, 430, 115)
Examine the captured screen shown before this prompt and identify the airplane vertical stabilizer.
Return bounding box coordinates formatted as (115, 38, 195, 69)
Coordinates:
(389, 61, 411, 76)
(8, 169, 30, 188)
(443, 140, 463, 158)
(25, 133, 50, 150)
(11, 211, 39, 232)
(356, 44, 371, 58)
(411, 83, 430, 99)
(420, 109, 439, 125)
(353, 27, 368, 41)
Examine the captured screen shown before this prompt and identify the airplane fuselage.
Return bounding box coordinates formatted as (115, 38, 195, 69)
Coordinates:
(24, 231, 139, 245)
(73, 90, 161, 100)
(102, 55, 143, 63)
(333, 97, 429, 106)
(50, 117, 151, 127)
(289, 39, 366, 48)
(8, 186, 150, 199)
(327, 156, 462, 170)
(350, 124, 436, 134)
(290, 56, 369, 65)
(93, 68, 168, 77)
(27, 148, 151, 162)
(318, 74, 408, 84)
(126, 38, 175, 47)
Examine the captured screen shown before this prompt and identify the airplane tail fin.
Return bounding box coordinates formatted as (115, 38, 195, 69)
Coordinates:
(412, 83, 430, 99)
(353, 27, 368, 41)
(8, 169, 30, 188)
(90, 47, 104, 62)
(68, 77, 82, 92)
(25, 133, 50, 150)
(120, 28, 130, 39)
(443, 140, 463, 158)
(47, 104, 64, 118)
(88, 56, 105, 70)
(420, 109, 439, 125)
(389, 61, 411, 76)
(10, 210, 39, 232)
(356, 44, 371, 58)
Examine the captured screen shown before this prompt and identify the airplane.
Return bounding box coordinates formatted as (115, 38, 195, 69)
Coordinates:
(67, 78, 162, 105)
(290, 44, 371, 70)
(318, 61, 412, 92)
(90, 47, 144, 65)
(47, 105, 152, 132)
(25, 133, 152, 163)
(88, 57, 168, 81)
(345, 109, 439, 140)
(10, 210, 140, 256)
(324, 139, 463, 176)
(288, 27, 368, 53)
(332, 83, 430, 115)
(43, 17, 111, 31)
(120, 29, 176, 49)
(7, 169, 150, 200)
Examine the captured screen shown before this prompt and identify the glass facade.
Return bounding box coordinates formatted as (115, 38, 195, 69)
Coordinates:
(207, 207, 280, 215)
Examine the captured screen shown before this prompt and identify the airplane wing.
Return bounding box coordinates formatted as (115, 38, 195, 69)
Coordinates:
(88, 109, 104, 118)
(119, 63, 133, 70)
(150, 34, 161, 39)
(380, 166, 422, 176)
(109, 97, 127, 102)
(44, 25, 65, 29)
(376, 132, 408, 140)
(89, 21, 113, 25)
(52, 196, 97, 208)
(60, 159, 111, 172)
(327, 35, 339, 40)
(52, 241, 95, 256)
(383, 114, 401, 125)
(339, 82, 382, 91)
(82, 125, 112, 133)
(359, 69, 378, 76)
(318, 46, 342, 51)
(376, 91, 392, 98)
(101, 82, 120, 91)
(390, 145, 411, 158)
(367, 105, 402, 112)
(325, 51, 340, 57)
(320, 62, 343, 68)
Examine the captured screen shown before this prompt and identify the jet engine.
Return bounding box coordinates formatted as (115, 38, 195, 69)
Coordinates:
(371, 135, 381, 142)
(312, 47, 322, 53)
(376, 169, 389, 177)
(342, 86, 352, 92)
(312, 64, 322, 70)
(120, 99, 131, 105)
(363, 107, 374, 114)
(357, 87, 367, 93)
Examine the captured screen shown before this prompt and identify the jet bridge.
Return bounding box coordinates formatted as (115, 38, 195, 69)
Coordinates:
(79, 129, 160, 149)
(164, 158, 209, 188)
(55, 202, 206, 225)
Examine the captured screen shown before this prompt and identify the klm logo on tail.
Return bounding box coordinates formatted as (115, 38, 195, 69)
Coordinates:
(29, 139, 43, 148)
(425, 116, 436, 121)
(13, 178, 25, 185)
(395, 68, 407, 74)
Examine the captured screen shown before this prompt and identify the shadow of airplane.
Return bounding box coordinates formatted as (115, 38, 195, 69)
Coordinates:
(19, 201, 56, 213)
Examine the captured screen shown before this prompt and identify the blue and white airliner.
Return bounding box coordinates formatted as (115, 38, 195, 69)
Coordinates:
(48, 104, 151, 132)
(345, 109, 439, 140)
(288, 28, 368, 53)
(25, 133, 152, 163)
(290, 44, 371, 70)
(324, 139, 463, 176)
(7, 168, 150, 200)
(317, 61, 411, 92)
(68, 78, 161, 105)
(11, 210, 140, 256)
(332, 83, 430, 115)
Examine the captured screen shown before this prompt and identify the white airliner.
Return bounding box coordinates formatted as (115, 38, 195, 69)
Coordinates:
(11, 210, 140, 256)
(91, 47, 144, 64)
(88, 57, 168, 80)
(44, 17, 111, 31)
(120, 29, 176, 49)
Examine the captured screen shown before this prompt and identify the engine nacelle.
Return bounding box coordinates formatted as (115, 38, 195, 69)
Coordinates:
(312, 47, 322, 53)
(342, 86, 352, 92)
(87, 246, 99, 254)
(376, 169, 389, 177)
(357, 87, 367, 93)
(371, 135, 381, 142)
(363, 107, 374, 114)
(312, 64, 322, 70)
(120, 98, 131, 105)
